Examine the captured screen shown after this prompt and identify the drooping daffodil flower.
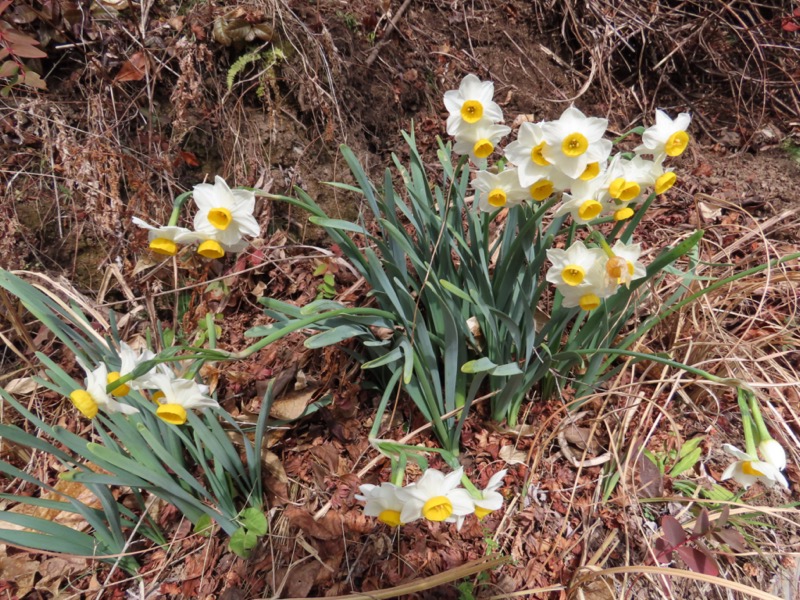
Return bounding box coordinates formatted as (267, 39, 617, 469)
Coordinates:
(105, 341, 156, 396)
(453, 120, 511, 162)
(758, 439, 787, 471)
(721, 444, 788, 490)
(147, 371, 219, 426)
(131, 218, 195, 257)
(69, 361, 139, 419)
(396, 467, 475, 526)
(356, 482, 408, 527)
(635, 109, 692, 160)
(193, 176, 260, 253)
(443, 74, 504, 137)
(451, 469, 507, 524)
(541, 106, 612, 179)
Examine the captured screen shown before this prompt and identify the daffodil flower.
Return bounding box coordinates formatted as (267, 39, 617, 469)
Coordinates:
(541, 106, 612, 179)
(453, 121, 511, 162)
(193, 176, 260, 250)
(103, 341, 157, 396)
(605, 155, 656, 204)
(636, 109, 692, 159)
(758, 439, 787, 471)
(504, 122, 575, 196)
(451, 469, 507, 524)
(649, 159, 678, 195)
(553, 183, 608, 225)
(131, 218, 194, 257)
(606, 240, 647, 287)
(546, 241, 606, 288)
(471, 168, 529, 212)
(396, 467, 475, 525)
(721, 444, 788, 489)
(148, 371, 219, 426)
(444, 74, 504, 137)
(356, 482, 408, 527)
(69, 361, 139, 419)
(555, 266, 617, 311)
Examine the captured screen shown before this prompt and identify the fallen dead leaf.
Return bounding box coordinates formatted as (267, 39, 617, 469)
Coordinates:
(4, 376, 42, 395)
(269, 387, 316, 421)
(499, 445, 527, 465)
(114, 51, 149, 83)
(0, 555, 39, 597)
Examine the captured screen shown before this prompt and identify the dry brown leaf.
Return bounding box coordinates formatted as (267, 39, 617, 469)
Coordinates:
(3, 376, 41, 395)
(261, 450, 287, 483)
(36, 557, 87, 596)
(114, 52, 148, 83)
(499, 445, 527, 465)
(269, 387, 315, 421)
(0, 555, 39, 597)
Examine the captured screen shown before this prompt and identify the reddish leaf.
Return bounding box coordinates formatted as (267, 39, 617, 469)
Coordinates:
(692, 508, 710, 536)
(113, 52, 148, 83)
(795, 7, 800, 16)
(0, 0, 12, 15)
(0, 60, 17, 77)
(676, 545, 719, 576)
(179, 150, 200, 167)
(8, 42, 47, 58)
(783, 19, 800, 32)
(713, 528, 747, 553)
(661, 515, 687, 548)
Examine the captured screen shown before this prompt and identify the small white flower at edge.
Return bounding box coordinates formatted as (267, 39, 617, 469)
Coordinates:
(356, 482, 408, 527)
(193, 176, 260, 250)
(132, 218, 194, 257)
(635, 109, 692, 160)
(396, 467, 475, 526)
(443, 74, 504, 137)
(721, 444, 788, 489)
(69, 361, 140, 419)
(450, 469, 507, 529)
(452, 121, 511, 162)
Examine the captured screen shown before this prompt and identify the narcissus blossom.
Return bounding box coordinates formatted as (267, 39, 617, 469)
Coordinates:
(553, 176, 608, 224)
(356, 482, 407, 527)
(451, 469, 507, 523)
(541, 107, 612, 179)
(546, 241, 606, 288)
(193, 176, 259, 250)
(131, 218, 194, 257)
(453, 121, 511, 162)
(444, 74, 504, 137)
(396, 467, 475, 525)
(504, 122, 575, 197)
(148, 371, 218, 426)
(471, 168, 529, 212)
(605, 155, 656, 204)
(70, 361, 139, 419)
(607, 240, 647, 287)
(758, 439, 787, 471)
(636, 109, 692, 159)
(106, 341, 156, 396)
(721, 444, 788, 489)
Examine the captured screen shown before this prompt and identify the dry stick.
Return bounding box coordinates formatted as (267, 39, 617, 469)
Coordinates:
(365, 0, 414, 68)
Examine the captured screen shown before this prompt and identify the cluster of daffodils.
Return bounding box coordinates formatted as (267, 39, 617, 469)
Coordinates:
(69, 342, 219, 425)
(444, 74, 691, 310)
(356, 467, 507, 529)
(133, 176, 259, 260)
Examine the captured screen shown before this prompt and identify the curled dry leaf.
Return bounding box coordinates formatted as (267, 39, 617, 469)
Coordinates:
(113, 51, 149, 83)
(499, 444, 527, 465)
(269, 387, 316, 421)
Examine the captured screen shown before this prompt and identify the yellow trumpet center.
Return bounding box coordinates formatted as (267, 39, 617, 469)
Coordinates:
(579, 162, 600, 180)
(149, 238, 178, 256)
(474, 506, 493, 520)
(562, 132, 589, 157)
(377, 509, 402, 527)
(665, 130, 689, 157)
(530, 142, 550, 166)
(608, 178, 641, 202)
(614, 207, 635, 221)
(529, 180, 554, 202)
(742, 461, 765, 477)
(151, 390, 165, 404)
(106, 372, 130, 397)
(422, 496, 453, 522)
(561, 265, 585, 286)
(197, 240, 225, 259)
(578, 200, 602, 221)
(69, 390, 98, 419)
(487, 188, 507, 208)
(156, 403, 188, 425)
(460, 100, 483, 124)
(473, 139, 494, 159)
(208, 207, 233, 230)
(606, 256, 635, 284)
(655, 172, 677, 195)
(579, 294, 601, 311)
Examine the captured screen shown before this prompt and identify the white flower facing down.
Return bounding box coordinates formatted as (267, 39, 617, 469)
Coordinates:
(453, 121, 511, 162)
(451, 469, 507, 527)
(604, 154, 657, 207)
(471, 168, 529, 212)
(541, 106, 612, 179)
(721, 444, 788, 490)
(396, 467, 475, 526)
(193, 176, 260, 252)
(70, 361, 139, 420)
(635, 109, 692, 160)
(444, 74, 504, 137)
(649, 158, 678, 195)
(132, 218, 194, 257)
(147, 371, 219, 426)
(758, 439, 787, 471)
(356, 482, 407, 527)
(554, 176, 608, 224)
(107, 341, 156, 395)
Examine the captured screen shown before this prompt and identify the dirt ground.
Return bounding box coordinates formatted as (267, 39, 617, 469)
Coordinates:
(1, 0, 799, 598)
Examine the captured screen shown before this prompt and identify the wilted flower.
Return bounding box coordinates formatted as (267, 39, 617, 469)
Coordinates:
(193, 176, 260, 251)
(356, 482, 407, 527)
(148, 371, 219, 425)
(607, 240, 647, 287)
(721, 444, 788, 489)
(453, 120, 511, 162)
(131, 218, 194, 257)
(443, 74, 504, 137)
(396, 467, 475, 525)
(471, 168, 529, 212)
(636, 109, 692, 160)
(70, 361, 139, 419)
(541, 106, 612, 179)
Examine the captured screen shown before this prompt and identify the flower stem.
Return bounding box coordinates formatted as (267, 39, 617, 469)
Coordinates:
(748, 392, 772, 444)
